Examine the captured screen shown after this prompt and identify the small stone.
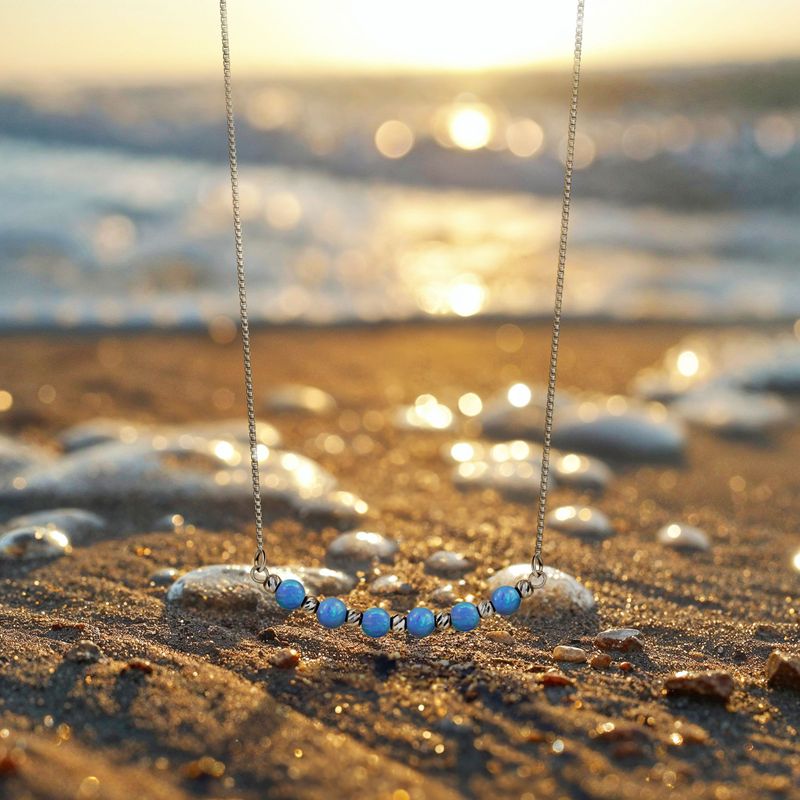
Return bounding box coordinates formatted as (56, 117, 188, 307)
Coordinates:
(766, 650, 800, 690)
(182, 756, 226, 780)
(264, 384, 337, 416)
(485, 630, 514, 645)
(664, 670, 734, 701)
(552, 645, 588, 663)
(3, 508, 105, 544)
(271, 647, 301, 669)
(546, 506, 614, 539)
(258, 628, 284, 644)
(552, 452, 613, 492)
(149, 567, 180, 586)
(619, 661, 634, 672)
(0, 525, 72, 560)
(65, 640, 103, 663)
(590, 653, 612, 669)
(326, 530, 398, 569)
(370, 574, 414, 595)
(425, 550, 473, 577)
(538, 671, 574, 687)
(594, 628, 643, 652)
(122, 659, 154, 675)
(430, 583, 460, 605)
(657, 523, 710, 552)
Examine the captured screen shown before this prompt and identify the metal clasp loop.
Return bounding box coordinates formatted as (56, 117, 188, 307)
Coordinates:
(528, 553, 547, 588)
(250, 548, 269, 584)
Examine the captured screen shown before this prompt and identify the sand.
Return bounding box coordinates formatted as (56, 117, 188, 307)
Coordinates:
(0, 321, 799, 800)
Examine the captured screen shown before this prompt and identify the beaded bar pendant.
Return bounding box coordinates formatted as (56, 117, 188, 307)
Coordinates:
(264, 573, 535, 638)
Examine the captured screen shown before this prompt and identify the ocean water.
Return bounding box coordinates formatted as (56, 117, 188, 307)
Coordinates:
(1, 64, 799, 329)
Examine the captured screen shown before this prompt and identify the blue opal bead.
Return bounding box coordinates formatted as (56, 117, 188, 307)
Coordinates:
(406, 607, 436, 638)
(361, 607, 391, 638)
(275, 578, 305, 610)
(316, 597, 347, 629)
(450, 601, 480, 632)
(491, 585, 522, 616)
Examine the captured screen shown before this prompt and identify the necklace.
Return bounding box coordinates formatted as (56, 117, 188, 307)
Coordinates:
(218, 0, 585, 638)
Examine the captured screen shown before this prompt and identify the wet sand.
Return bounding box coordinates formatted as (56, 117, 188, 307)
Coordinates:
(0, 321, 799, 800)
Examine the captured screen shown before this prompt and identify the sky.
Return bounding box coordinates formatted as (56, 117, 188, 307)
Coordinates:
(1, 1, 799, 85)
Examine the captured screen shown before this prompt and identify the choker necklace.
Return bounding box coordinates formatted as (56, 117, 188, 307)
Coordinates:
(218, 0, 585, 638)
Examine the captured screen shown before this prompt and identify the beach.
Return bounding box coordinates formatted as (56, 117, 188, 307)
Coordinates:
(1, 321, 798, 800)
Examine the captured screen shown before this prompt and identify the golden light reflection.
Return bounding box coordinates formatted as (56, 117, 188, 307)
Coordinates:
(792, 550, 800, 572)
(450, 442, 477, 462)
(447, 104, 494, 151)
(374, 119, 414, 159)
(418, 275, 487, 317)
(507, 383, 532, 408)
(506, 118, 544, 158)
(458, 392, 483, 417)
(676, 350, 700, 377)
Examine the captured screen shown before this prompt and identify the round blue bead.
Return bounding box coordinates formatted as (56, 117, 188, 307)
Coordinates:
(316, 597, 347, 629)
(491, 585, 522, 616)
(275, 579, 305, 610)
(406, 607, 436, 638)
(450, 601, 480, 632)
(361, 607, 391, 638)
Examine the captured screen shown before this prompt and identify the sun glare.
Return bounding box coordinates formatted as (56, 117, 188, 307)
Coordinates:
(447, 105, 494, 150)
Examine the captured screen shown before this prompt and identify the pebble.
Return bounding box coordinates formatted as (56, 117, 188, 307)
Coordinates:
(590, 653, 612, 669)
(594, 628, 643, 652)
(552, 645, 588, 663)
(664, 670, 734, 701)
(425, 550, 473, 577)
(149, 567, 180, 586)
(0, 434, 53, 479)
(657, 523, 710, 552)
(166, 563, 355, 612)
(0, 525, 72, 560)
(59, 418, 146, 451)
(2, 508, 105, 544)
(546, 506, 614, 539)
(60, 418, 282, 452)
(480, 384, 574, 440)
(485, 630, 514, 645)
(488, 563, 595, 614)
(326, 530, 398, 569)
(0, 429, 360, 521)
(65, 640, 103, 663)
(430, 583, 460, 605)
(537, 671, 574, 687)
(766, 650, 800, 690)
(552, 452, 613, 492)
(299, 490, 369, 521)
(673, 388, 791, 437)
(553, 400, 686, 461)
(370, 574, 414, 595)
(270, 647, 301, 669)
(264, 385, 337, 416)
(267, 565, 357, 595)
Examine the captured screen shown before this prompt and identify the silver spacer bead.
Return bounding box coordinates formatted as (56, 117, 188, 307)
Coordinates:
(515, 579, 533, 598)
(345, 609, 363, 626)
(478, 600, 495, 619)
(390, 614, 407, 633)
(265, 573, 282, 593)
(301, 595, 319, 613)
(434, 612, 451, 631)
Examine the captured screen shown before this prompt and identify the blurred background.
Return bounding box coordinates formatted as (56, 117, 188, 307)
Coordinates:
(1, 0, 799, 329)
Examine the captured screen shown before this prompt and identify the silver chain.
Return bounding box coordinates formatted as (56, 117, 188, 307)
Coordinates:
(218, 0, 585, 587)
(219, 0, 267, 581)
(530, 0, 585, 585)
